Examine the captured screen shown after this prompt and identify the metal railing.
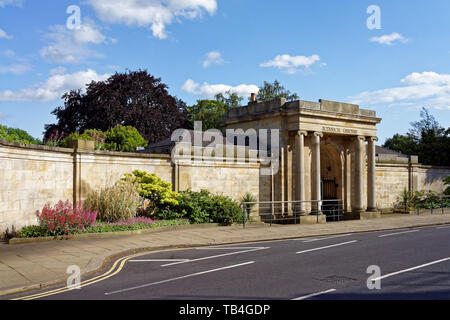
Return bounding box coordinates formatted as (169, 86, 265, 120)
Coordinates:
(413, 195, 450, 216)
(241, 199, 344, 227)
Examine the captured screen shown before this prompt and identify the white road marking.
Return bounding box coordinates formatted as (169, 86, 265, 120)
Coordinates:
(129, 259, 189, 262)
(378, 229, 419, 238)
(296, 241, 358, 254)
(436, 225, 450, 229)
(197, 246, 267, 250)
(292, 289, 336, 300)
(372, 257, 450, 281)
(161, 247, 269, 267)
(104, 261, 255, 296)
(301, 234, 353, 243)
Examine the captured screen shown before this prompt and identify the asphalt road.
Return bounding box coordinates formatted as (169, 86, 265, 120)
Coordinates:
(5, 224, 450, 300)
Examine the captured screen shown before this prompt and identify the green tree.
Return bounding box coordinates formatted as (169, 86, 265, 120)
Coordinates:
(255, 80, 299, 102)
(383, 108, 450, 166)
(187, 91, 243, 131)
(383, 134, 418, 156)
(187, 99, 228, 131)
(0, 124, 41, 145)
(408, 108, 442, 142)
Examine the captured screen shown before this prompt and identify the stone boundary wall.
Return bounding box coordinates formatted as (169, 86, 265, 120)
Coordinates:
(0, 139, 262, 235)
(375, 160, 450, 209)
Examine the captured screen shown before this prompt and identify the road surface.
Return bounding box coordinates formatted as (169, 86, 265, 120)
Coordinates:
(4, 224, 450, 300)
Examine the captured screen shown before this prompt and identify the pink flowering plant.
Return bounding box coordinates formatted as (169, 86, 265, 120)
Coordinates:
(36, 200, 98, 236)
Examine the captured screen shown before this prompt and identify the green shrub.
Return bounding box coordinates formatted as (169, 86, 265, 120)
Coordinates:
(85, 177, 141, 222)
(18, 225, 48, 238)
(104, 126, 148, 152)
(125, 170, 181, 219)
(209, 195, 242, 226)
(444, 176, 450, 196)
(0, 124, 41, 145)
(178, 190, 214, 224)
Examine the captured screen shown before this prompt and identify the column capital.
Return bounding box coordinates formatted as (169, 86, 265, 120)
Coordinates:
(296, 130, 308, 137)
(313, 132, 323, 138)
(356, 135, 366, 141)
(367, 136, 379, 142)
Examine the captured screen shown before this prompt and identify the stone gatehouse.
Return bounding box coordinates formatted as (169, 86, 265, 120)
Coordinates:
(224, 97, 381, 220)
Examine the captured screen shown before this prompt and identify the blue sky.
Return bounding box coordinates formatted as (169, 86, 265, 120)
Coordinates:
(0, 0, 449, 143)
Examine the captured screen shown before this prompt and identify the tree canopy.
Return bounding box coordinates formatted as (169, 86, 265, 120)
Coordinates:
(0, 124, 41, 145)
(383, 108, 450, 166)
(44, 70, 190, 144)
(187, 91, 243, 131)
(255, 80, 299, 102)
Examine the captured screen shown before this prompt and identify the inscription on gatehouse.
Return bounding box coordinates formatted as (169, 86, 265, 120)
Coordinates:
(322, 126, 358, 135)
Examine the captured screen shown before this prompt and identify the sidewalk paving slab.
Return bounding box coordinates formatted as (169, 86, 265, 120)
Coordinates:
(1, 213, 450, 297)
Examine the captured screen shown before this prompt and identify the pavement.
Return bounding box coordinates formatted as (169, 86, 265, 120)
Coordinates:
(1, 212, 450, 297)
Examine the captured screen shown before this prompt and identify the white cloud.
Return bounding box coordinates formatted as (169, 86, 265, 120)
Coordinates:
(0, 28, 13, 40)
(0, 69, 110, 102)
(203, 51, 225, 68)
(260, 54, 321, 74)
(370, 32, 408, 45)
(88, 0, 217, 39)
(0, 0, 23, 7)
(49, 66, 67, 75)
(182, 79, 259, 98)
(0, 63, 30, 74)
(349, 71, 450, 110)
(40, 21, 110, 64)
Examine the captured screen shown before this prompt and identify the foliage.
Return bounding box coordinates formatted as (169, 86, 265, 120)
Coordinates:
(382, 108, 450, 166)
(395, 189, 450, 210)
(18, 225, 48, 238)
(255, 80, 299, 102)
(444, 176, 450, 196)
(209, 195, 242, 226)
(85, 178, 141, 222)
(81, 218, 189, 234)
(43, 129, 66, 146)
(36, 200, 98, 236)
(61, 129, 106, 150)
(104, 125, 148, 152)
(125, 170, 181, 218)
(178, 189, 214, 224)
(187, 91, 243, 131)
(178, 190, 243, 225)
(241, 192, 257, 218)
(215, 91, 243, 109)
(44, 70, 191, 144)
(17, 219, 190, 238)
(383, 134, 418, 157)
(187, 99, 229, 131)
(0, 124, 41, 145)
(396, 189, 414, 210)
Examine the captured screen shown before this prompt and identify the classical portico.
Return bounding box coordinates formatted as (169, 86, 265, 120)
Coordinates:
(224, 97, 382, 221)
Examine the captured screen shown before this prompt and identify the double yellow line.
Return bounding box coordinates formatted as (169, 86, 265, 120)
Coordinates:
(12, 254, 134, 300)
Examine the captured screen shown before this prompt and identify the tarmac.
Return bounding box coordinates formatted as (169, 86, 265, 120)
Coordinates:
(1, 212, 450, 296)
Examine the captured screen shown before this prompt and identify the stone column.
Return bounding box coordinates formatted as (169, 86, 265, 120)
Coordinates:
(295, 131, 308, 215)
(367, 136, 378, 211)
(312, 132, 323, 214)
(353, 136, 366, 214)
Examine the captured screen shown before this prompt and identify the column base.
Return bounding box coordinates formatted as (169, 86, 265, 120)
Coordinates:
(345, 210, 381, 220)
(296, 215, 326, 224)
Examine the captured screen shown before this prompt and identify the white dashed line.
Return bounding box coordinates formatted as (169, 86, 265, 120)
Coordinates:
(161, 247, 269, 267)
(372, 257, 450, 281)
(296, 241, 358, 254)
(105, 261, 255, 296)
(378, 230, 419, 238)
(292, 289, 336, 300)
